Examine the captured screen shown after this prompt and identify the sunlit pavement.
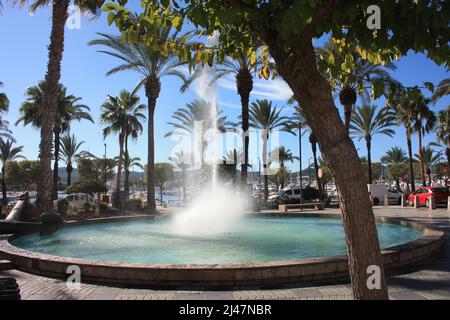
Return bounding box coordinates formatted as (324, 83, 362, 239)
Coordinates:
(1, 206, 449, 300)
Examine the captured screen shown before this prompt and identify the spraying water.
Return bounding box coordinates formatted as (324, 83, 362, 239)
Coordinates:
(170, 32, 247, 236)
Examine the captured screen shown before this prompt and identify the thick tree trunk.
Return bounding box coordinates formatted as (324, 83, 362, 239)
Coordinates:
(407, 135, 415, 192)
(236, 69, 253, 188)
(418, 130, 426, 186)
(52, 127, 61, 201)
(114, 132, 125, 209)
(262, 34, 388, 299)
(145, 76, 161, 214)
(160, 185, 163, 204)
(2, 166, 7, 207)
(37, 0, 69, 212)
(366, 137, 372, 184)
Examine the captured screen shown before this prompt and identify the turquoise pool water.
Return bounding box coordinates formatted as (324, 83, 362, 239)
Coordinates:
(12, 217, 422, 264)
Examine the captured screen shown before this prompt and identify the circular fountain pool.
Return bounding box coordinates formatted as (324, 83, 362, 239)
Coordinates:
(0, 215, 444, 288)
(12, 217, 421, 264)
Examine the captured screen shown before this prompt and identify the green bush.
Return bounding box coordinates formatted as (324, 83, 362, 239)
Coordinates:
(56, 198, 69, 215)
(65, 180, 107, 195)
(99, 202, 108, 210)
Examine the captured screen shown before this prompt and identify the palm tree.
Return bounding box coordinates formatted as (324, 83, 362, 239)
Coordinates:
(415, 145, 443, 186)
(381, 147, 408, 190)
(0, 81, 14, 143)
(0, 81, 9, 112)
(115, 152, 144, 198)
(165, 99, 232, 168)
(0, 140, 25, 206)
(409, 93, 437, 186)
(249, 99, 294, 200)
(436, 108, 450, 177)
(181, 52, 268, 186)
(16, 81, 93, 200)
(168, 151, 191, 205)
(391, 88, 417, 192)
(317, 40, 396, 132)
(350, 104, 396, 184)
(60, 134, 90, 187)
(89, 24, 191, 214)
(270, 146, 298, 189)
(100, 91, 146, 209)
(432, 78, 450, 103)
(18, 0, 104, 211)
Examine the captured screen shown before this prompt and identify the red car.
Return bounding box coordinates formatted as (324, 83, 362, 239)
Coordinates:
(407, 186, 450, 208)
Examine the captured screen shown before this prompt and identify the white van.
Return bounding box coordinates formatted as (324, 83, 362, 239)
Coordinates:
(367, 184, 403, 205)
(268, 188, 301, 204)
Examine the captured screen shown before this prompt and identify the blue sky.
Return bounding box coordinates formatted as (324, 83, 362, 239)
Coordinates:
(0, 5, 448, 173)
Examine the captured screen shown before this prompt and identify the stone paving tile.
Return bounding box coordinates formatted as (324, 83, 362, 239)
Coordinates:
(390, 292, 428, 300)
(1, 207, 450, 300)
(292, 288, 322, 299)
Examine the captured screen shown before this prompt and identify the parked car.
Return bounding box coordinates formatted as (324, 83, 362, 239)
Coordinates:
(407, 186, 450, 208)
(268, 188, 301, 204)
(367, 184, 403, 205)
(63, 193, 96, 211)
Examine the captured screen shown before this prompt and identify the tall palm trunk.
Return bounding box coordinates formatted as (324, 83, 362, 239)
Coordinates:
(37, 0, 69, 212)
(262, 35, 388, 299)
(66, 162, 72, 186)
(124, 128, 130, 201)
(446, 146, 450, 187)
(236, 68, 253, 188)
(2, 165, 7, 207)
(418, 129, 426, 186)
(114, 132, 125, 209)
(280, 162, 285, 189)
(262, 131, 269, 200)
(52, 126, 61, 200)
(406, 133, 415, 192)
(145, 76, 161, 214)
(366, 136, 372, 184)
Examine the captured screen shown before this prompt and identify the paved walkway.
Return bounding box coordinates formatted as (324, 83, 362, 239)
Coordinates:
(1, 207, 449, 300)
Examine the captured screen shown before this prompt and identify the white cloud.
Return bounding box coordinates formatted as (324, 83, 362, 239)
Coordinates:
(217, 76, 293, 101)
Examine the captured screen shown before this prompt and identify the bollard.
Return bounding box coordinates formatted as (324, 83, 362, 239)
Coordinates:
(414, 195, 420, 208)
(384, 194, 389, 206)
(95, 203, 100, 217)
(401, 194, 407, 207)
(448, 196, 450, 212)
(429, 196, 436, 210)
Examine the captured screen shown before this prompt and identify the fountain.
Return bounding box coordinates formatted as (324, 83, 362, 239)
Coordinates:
(0, 34, 442, 290)
(170, 31, 247, 236)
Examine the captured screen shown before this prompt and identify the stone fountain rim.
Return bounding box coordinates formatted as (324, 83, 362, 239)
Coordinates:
(0, 213, 444, 289)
